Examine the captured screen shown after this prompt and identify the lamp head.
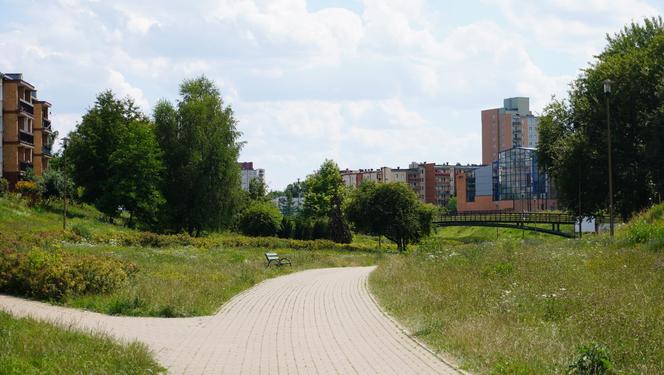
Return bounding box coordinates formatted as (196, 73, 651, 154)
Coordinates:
(603, 79, 612, 94)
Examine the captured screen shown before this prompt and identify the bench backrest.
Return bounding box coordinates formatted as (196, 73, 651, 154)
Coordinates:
(265, 252, 279, 261)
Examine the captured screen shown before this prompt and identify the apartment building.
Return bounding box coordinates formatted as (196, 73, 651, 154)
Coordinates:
(341, 162, 480, 206)
(239, 161, 265, 191)
(481, 97, 539, 165)
(1, 73, 54, 189)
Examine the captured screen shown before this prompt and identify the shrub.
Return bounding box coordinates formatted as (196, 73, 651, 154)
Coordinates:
(15, 180, 40, 196)
(279, 216, 295, 238)
(0, 249, 137, 301)
(0, 178, 8, 196)
(568, 343, 614, 375)
(312, 218, 329, 240)
(294, 218, 313, 240)
(71, 223, 93, 240)
(238, 202, 282, 237)
(39, 167, 72, 199)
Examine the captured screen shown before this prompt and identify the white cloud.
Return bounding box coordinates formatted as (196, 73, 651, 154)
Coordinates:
(3, 0, 660, 189)
(484, 0, 661, 59)
(119, 8, 160, 35)
(107, 69, 150, 110)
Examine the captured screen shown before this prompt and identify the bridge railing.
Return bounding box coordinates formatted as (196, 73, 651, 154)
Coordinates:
(436, 211, 579, 224)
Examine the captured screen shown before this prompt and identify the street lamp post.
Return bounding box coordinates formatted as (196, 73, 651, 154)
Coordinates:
(604, 79, 614, 237)
(62, 137, 70, 230)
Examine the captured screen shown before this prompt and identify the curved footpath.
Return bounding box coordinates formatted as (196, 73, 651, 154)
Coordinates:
(0, 267, 460, 374)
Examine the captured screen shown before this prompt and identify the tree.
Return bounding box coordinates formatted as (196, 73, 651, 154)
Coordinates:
(154, 76, 243, 235)
(285, 180, 306, 198)
(328, 194, 352, 244)
(248, 178, 268, 201)
(346, 182, 433, 252)
(38, 161, 74, 201)
(303, 160, 344, 218)
(303, 160, 352, 243)
(538, 18, 664, 219)
(108, 121, 164, 227)
(446, 196, 457, 215)
(66, 91, 162, 224)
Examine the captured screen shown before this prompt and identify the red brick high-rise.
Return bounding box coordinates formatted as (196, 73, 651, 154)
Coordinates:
(481, 97, 539, 165)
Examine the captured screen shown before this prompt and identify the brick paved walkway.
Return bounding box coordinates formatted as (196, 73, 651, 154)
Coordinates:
(0, 267, 460, 374)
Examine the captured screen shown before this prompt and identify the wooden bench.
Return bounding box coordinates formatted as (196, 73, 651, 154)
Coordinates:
(265, 252, 292, 267)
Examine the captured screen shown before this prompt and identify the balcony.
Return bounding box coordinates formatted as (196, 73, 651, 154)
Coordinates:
(43, 118, 52, 131)
(42, 146, 53, 157)
(19, 161, 33, 172)
(19, 100, 34, 116)
(19, 130, 34, 145)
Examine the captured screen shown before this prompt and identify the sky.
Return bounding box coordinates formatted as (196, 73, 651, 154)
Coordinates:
(1, 0, 662, 190)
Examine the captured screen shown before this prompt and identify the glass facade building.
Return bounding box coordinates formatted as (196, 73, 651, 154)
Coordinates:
(465, 147, 553, 206)
(494, 147, 550, 201)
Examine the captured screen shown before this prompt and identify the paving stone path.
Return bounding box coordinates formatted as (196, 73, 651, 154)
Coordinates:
(0, 267, 460, 374)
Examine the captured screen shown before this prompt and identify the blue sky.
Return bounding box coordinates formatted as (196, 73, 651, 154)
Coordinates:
(1, 0, 661, 189)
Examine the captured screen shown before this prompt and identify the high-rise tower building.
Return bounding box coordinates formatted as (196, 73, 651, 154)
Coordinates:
(481, 97, 539, 165)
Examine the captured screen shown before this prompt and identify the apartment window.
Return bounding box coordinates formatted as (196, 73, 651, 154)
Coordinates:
(20, 148, 32, 163)
(19, 118, 33, 133)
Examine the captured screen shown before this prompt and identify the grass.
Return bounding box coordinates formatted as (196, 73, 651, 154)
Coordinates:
(0, 311, 163, 374)
(0, 195, 383, 317)
(432, 224, 574, 245)
(370, 206, 664, 374)
(62, 244, 381, 317)
(5, 193, 663, 373)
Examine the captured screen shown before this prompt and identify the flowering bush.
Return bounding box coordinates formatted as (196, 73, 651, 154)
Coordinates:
(15, 180, 39, 195)
(0, 249, 138, 301)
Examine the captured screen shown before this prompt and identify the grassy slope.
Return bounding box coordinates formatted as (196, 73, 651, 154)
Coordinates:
(0, 196, 384, 372)
(370, 207, 664, 374)
(0, 311, 163, 374)
(0, 196, 382, 316)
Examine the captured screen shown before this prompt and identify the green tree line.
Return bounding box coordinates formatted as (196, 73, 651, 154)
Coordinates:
(66, 77, 241, 235)
(60, 76, 438, 247)
(537, 17, 664, 219)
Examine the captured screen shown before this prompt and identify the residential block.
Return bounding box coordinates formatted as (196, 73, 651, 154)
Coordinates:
(1, 73, 55, 189)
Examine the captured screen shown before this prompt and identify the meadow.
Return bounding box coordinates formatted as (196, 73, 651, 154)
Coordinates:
(0, 196, 384, 317)
(370, 205, 664, 374)
(3, 194, 663, 374)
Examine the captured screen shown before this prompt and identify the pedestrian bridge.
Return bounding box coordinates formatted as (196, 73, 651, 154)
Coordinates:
(434, 211, 589, 238)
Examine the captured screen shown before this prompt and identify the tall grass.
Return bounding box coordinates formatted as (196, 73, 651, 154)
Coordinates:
(0, 196, 383, 317)
(0, 312, 163, 374)
(370, 207, 664, 374)
(618, 203, 664, 250)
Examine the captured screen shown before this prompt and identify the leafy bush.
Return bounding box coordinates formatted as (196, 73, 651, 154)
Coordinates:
(71, 223, 93, 240)
(312, 218, 329, 240)
(0, 178, 8, 196)
(294, 218, 313, 240)
(0, 249, 137, 301)
(568, 343, 614, 374)
(279, 216, 295, 238)
(38, 167, 72, 200)
(238, 202, 282, 237)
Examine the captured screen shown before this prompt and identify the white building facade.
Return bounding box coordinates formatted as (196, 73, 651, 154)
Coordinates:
(239, 162, 265, 191)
